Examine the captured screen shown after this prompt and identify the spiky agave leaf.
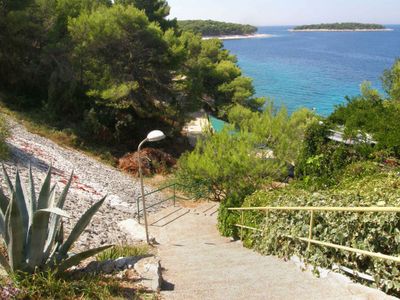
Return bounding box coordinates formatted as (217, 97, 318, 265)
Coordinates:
(27, 208, 69, 269)
(26, 168, 55, 268)
(0, 209, 5, 237)
(38, 208, 70, 219)
(14, 170, 30, 244)
(2, 164, 14, 195)
(57, 172, 73, 210)
(0, 186, 9, 236)
(37, 167, 52, 210)
(4, 200, 10, 246)
(28, 164, 37, 221)
(7, 192, 26, 271)
(57, 196, 107, 260)
(58, 245, 114, 272)
(57, 245, 113, 272)
(0, 187, 9, 216)
(47, 222, 64, 266)
(44, 173, 74, 259)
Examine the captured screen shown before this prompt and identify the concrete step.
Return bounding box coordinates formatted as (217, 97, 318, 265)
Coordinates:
(149, 206, 191, 227)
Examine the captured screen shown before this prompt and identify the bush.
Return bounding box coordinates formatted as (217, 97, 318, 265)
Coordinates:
(329, 82, 400, 157)
(296, 121, 374, 189)
(176, 104, 315, 235)
(0, 116, 9, 160)
(234, 167, 400, 294)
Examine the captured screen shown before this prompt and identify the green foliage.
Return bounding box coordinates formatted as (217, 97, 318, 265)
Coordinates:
(329, 82, 400, 156)
(178, 20, 257, 36)
(297, 78, 400, 188)
(68, 4, 173, 118)
(0, 0, 47, 102)
(169, 31, 265, 113)
(228, 104, 317, 164)
(8, 268, 158, 299)
(382, 59, 400, 101)
(0, 166, 111, 274)
(12, 270, 116, 299)
(176, 127, 279, 202)
(293, 23, 386, 30)
(236, 166, 400, 294)
(0, 0, 261, 149)
(96, 244, 150, 261)
(176, 104, 315, 235)
(115, 0, 176, 31)
(0, 116, 9, 160)
(296, 121, 373, 189)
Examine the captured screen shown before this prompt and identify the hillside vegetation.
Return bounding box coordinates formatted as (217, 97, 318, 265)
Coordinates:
(0, 0, 265, 160)
(178, 20, 257, 36)
(293, 23, 386, 30)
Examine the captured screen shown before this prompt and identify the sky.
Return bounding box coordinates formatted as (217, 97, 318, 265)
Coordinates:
(167, 0, 400, 26)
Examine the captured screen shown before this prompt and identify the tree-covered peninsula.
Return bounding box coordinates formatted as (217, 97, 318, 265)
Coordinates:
(292, 22, 387, 31)
(178, 20, 257, 36)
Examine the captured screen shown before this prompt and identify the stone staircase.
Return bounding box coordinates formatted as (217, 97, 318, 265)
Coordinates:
(149, 202, 395, 300)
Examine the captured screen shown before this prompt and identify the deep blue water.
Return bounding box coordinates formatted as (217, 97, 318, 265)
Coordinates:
(223, 25, 400, 115)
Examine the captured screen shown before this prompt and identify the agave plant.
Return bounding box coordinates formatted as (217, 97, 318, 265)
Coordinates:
(0, 165, 112, 274)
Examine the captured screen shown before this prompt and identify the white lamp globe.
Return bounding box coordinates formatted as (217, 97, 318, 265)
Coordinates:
(147, 130, 166, 142)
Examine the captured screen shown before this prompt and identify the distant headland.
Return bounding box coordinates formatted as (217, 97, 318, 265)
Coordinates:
(290, 23, 392, 32)
(178, 20, 273, 40)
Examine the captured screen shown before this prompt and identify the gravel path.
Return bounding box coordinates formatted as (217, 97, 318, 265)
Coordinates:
(1, 117, 168, 251)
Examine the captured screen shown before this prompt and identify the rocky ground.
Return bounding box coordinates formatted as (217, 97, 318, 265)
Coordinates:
(1, 117, 170, 252)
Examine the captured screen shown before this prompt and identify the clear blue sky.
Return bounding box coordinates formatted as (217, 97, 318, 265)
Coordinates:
(167, 0, 400, 26)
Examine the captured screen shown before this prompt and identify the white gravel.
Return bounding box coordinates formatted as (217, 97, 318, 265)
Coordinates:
(1, 117, 170, 251)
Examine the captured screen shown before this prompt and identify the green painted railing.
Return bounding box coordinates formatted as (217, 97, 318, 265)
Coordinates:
(135, 183, 192, 223)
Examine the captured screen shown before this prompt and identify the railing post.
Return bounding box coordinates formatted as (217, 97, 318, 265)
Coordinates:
(173, 183, 176, 207)
(264, 209, 269, 235)
(307, 210, 314, 251)
(136, 196, 141, 223)
(240, 211, 244, 240)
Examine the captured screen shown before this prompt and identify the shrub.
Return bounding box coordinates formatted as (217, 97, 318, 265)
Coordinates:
(296, 121, 374, 189)
(329, 82, 400, 157)
(234, 167, 400, 294)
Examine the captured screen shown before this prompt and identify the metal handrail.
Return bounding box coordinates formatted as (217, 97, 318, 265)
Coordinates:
(228, 206, 400, 212)
(135, 183, 193, 222)
(228, 206, 400, 263)
(137, 183, 176, 200)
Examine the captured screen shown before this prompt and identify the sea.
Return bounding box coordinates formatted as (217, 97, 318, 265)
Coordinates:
(223, 25, 400, 116)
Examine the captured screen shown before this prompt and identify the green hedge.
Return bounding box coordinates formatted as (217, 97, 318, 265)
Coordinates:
(225, 164, 400, 294)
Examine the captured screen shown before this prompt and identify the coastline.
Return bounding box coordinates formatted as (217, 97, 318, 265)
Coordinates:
(202, 33, 274, 40)
(289, 28, 393, 32)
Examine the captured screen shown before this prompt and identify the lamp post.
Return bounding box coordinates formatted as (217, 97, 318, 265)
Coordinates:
(138, 130, 166, 244)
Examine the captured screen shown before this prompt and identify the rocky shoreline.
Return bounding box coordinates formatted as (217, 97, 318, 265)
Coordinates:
(289, 29, 393, 32)
(1, 117, 171, 252)
(202, 33, 273, 40)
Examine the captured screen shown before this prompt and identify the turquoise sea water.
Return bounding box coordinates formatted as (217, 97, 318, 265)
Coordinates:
(223, 25, 400, 115)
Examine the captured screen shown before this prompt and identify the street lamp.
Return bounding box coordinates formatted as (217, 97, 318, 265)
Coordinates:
(137, 130, 166, 244)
